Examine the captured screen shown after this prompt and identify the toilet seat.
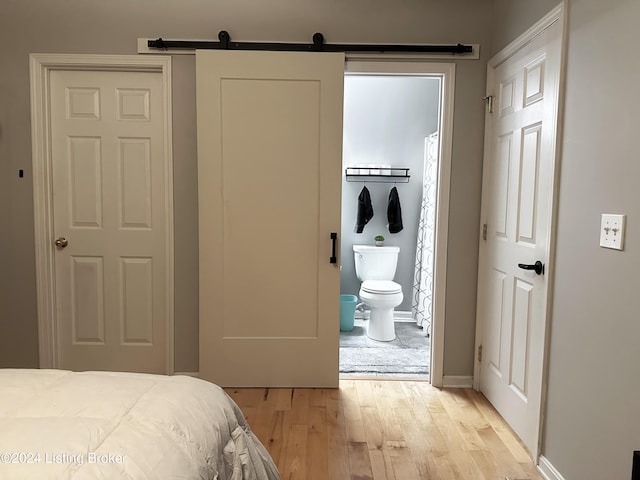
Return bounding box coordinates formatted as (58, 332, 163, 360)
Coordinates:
(361, 280, 402, 295)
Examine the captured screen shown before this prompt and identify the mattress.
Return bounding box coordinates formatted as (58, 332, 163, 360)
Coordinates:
(0, 369, 280, 479)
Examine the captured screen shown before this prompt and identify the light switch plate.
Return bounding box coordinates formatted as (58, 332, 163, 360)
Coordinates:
(600, 214, 626, 250)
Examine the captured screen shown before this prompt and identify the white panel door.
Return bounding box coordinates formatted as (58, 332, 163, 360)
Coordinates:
(477, 16, 562, 457)
(50, 69, 168, 373)
(196, 50, 343, 387)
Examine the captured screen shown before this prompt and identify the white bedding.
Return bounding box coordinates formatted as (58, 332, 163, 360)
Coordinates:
(0, 369, 280, 480)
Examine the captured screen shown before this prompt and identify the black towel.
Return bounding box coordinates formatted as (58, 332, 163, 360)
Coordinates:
(387, 186, 403, 233)
(355, 186, 373, 233)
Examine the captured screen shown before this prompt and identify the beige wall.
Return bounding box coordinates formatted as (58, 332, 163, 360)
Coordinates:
(490, 0, 561, 54)
(0, 0, 492, 374)
(543, 0, 640, 477)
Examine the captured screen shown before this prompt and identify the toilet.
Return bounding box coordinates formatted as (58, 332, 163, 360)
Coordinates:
(353, 245, 403, 341)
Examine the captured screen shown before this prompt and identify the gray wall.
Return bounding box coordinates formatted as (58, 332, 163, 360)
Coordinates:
(0, 0, 491, 375)
(492, 0, 640, 478)
(544, 1, 640, 477)
(490, 0, 562, 54)
(340, 76, 440, 311)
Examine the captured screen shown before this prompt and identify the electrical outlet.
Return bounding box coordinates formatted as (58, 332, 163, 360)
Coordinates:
(600, 214, 626, 250)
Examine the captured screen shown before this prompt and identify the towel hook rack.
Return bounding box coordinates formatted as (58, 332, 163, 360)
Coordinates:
(345, 167, 410, 183)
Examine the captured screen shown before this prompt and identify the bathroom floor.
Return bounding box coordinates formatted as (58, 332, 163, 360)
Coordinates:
(339, 319, 430, 379)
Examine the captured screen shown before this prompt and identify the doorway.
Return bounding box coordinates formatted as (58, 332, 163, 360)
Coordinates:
(338, 62, 456, 385)
(30, 54, 174, 373)
(474, 5, 564, 459)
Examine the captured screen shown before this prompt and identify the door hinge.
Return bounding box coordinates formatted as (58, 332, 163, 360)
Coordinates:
(478, 345, 483, 363)
(482, 223, 487, 241)
(484, 95, 494, 113)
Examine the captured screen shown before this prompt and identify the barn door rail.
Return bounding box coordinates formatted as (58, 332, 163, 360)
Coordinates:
(147, 31, 473, 55)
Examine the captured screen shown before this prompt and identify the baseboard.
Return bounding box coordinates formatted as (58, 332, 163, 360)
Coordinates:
(174, 371, 200, 378)
(354, 310, 413, 322)
(442, 375, 473, 388)
(394, 311, 413, 322)
(538, 455, 566, 480)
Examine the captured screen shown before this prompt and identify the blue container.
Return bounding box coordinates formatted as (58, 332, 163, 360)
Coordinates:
(340, 294, 358, 332)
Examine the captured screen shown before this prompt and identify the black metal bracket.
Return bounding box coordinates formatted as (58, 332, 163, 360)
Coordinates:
(148, 31, 473, 55)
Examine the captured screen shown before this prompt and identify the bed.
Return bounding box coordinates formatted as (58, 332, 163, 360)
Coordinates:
(0, 369, 280, 479)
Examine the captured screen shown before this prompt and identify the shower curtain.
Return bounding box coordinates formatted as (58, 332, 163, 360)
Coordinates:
(412, 132, 439, 337)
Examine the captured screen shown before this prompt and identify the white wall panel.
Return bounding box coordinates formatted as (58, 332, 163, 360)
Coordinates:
(499, 77, 516, 117)
(66, 87, 100, 120)
(121, 257, 153, 345)
(510, 278, 532, 400)
(220, 78, 320, 339)
(117, 88, 150, 121)
(71, 256, 105, 344)
(524, 57, 545, 106)
(487, 269, 507, 377)
(517, 124, 541, 244)
(494, 134, 512, 238)
(69, 137, 102, 228)
(119, 138, 152, 229)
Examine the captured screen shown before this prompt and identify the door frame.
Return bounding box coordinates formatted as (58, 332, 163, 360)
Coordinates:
(344, 60, 455, 387)
(473, 2, 566, 460)
(29, 54, 175, 373)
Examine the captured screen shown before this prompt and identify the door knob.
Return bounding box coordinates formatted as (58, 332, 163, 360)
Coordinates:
(517, 260, 544, 275)
(54, 237, 69, 249)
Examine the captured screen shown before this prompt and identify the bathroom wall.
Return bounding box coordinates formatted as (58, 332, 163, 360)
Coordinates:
(340, 76, 441, 311)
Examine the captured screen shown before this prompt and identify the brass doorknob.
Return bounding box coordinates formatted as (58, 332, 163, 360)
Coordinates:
(54, 237, 69, 249)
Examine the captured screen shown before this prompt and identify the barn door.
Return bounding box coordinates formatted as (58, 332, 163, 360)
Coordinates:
(196, 51, 344, 386)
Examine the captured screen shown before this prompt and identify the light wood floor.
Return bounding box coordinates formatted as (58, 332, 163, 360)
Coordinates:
(225, 379, 543, 480)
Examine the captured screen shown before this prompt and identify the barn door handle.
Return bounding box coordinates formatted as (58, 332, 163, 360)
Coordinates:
(330, 232, 337, 264)
(518, 260, 544, 275)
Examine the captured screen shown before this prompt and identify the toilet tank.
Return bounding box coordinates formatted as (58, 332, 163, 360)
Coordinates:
(353, 245, 400, 281)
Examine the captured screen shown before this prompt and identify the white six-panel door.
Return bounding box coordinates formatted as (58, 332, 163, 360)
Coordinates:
(477, 11, 563, 458)
(48, 68, 169, 373)
(196, 50, 344, 387)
